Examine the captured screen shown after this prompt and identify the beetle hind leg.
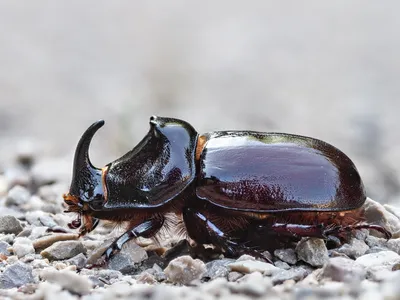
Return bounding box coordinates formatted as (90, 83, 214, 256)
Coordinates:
(183, 207, 272, 263)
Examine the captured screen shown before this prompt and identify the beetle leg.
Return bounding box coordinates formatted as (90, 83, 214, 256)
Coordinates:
(323, 224, 392, 240)
(267, 223, 325, 238)
(183, 207, 272, 263)
(104, 217, 164, 260)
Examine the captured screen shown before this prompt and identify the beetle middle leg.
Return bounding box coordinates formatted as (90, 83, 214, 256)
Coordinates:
(104, 216, 164, 259)
(183, 207, 272, 262)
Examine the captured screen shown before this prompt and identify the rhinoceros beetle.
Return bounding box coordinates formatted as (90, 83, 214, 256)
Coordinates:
(63, 116, 391, 261)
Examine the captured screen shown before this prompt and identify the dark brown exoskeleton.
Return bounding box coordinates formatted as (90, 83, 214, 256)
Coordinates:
(63, 116, 391, 261)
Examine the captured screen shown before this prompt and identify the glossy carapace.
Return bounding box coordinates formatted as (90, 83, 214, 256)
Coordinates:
(63, 116, 391, 261)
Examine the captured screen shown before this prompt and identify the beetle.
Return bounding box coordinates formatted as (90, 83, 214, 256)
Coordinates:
(63, 116, 391, 260)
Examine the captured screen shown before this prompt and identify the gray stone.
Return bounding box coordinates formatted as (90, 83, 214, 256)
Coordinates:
(203, 259, 234, 280)
(320, 257, 366, 282)
(65, 253, 87, 269)
(363, 198, 400, 238)
(228, 271, 243, 282)
(40, 269, 92, 295)
(5, 185, 30, 206)
(0, 241, 10, 255)
(230, 272, 273, 297)
(274, 248, 298, 265)
(41, 240, 86, 261)
(296, 238, 329, 267)
(164, 255, 206, 285)
(228, 259, 280, 275)
(355, 250, 400, 275)
(108, 241, 148, 274)
(0, 215, 23, 234)
(271, 266, 312, 285)
(0, 262, 34, 288)
(336, 238, 369, 258)
(12, 237, 35, 258)
(274, 260, 291, 270)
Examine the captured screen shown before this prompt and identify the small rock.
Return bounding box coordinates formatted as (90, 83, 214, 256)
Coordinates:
(12, 237, 35, 258)
(0, 241, 11, 256)
(228, 259, 280, 275)
(363, 198, 400, 237)
(41, 240, 86, 261)
(272, 266, 312, 285)
(0, 262, 34, 288)
(5, 185, 30, 206)
(355, 250, 400, 275)
(29, 226, 49, 239)
(136, 272, 158, 284)
(203, 259, 234, 280)
(164, 255, 206, 285)
(0, 234, 15, 244)
(108, 242, 148, 274)
(336, 238, 369, 258)
(274, 248, 297, 265)
(0, 215, 23, 234)
(296, 238, 329, 267)
(228, 271, 244, 282)
(320, 257, 366, 282)
(31, 281, 76, 300)
(274, 260, 291, 270)
(40, 269, 92, 295)
(33, 233, 78, 251)
(230, 272, 273, 297)
(65, 253, 87, 269)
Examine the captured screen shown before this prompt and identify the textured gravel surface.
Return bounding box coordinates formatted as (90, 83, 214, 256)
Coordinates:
(0, 152, 400, 300)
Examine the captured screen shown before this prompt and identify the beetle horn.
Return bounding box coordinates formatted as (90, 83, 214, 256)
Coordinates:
(69, 120, 105, 201)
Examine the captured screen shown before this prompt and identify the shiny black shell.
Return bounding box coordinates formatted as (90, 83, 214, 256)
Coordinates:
(196, 131, 366, 212)
(104, 116, 198, 209)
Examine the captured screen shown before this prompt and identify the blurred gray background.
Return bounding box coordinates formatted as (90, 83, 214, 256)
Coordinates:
(0, 1, 399, 204)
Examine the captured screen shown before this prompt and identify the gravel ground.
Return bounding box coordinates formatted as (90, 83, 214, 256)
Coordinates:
(1, 2, 400, 299)
(1, 150, 400, 300)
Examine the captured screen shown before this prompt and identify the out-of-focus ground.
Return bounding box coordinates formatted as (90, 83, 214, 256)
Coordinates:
(0, 1, 399, 204)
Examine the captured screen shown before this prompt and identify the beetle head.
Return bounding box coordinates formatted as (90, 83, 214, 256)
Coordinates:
(63, 120, 105, 236)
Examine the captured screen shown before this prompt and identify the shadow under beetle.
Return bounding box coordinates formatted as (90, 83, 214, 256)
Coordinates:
(63, 116, 391, 261)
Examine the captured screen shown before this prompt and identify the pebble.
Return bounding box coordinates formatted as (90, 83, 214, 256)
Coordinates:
(355, 250, 400, 275)
(164, 255, 207, 285)
(274, 260, 291, 270)
(271, 266, 312, 285)
(108, 241, 148, 274)
(203, 259, 234, 280)
(320, 257, 366, 282)
(363, 198, 400, 237)
(65, 253, 88, 269)
(336, 238, 369, 259)
(40, 269, 92, 295)
(0, 215, 23, 234)
(5, 185, 30, 206)
(296, 238, 329, 267)
(0, 175, 8, 196)
(11, 237, 35, 258)
(0, 241, 11, 255)
(0, 262, 34, 288)
(228, 259, 280, 275)
(41, 240, 86, 261)
(274, 248, 298, 265)
(230, 272, 273, 297)
(33, 233, 79, 251)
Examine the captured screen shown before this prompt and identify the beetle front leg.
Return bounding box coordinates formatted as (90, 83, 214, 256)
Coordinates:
(104, 217, 164, 260)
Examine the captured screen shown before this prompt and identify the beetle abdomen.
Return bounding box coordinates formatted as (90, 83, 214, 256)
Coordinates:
(196, 131, 365, 212)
